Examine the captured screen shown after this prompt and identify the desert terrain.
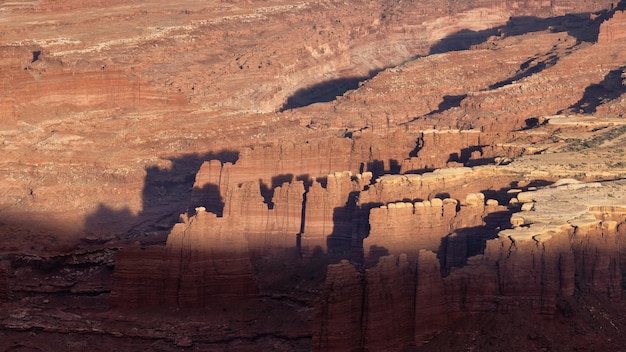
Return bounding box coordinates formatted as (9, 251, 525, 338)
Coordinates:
(1, 0, 626, 351)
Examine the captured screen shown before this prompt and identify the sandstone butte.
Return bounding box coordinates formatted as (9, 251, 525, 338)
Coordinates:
(1, 0, 626, 351)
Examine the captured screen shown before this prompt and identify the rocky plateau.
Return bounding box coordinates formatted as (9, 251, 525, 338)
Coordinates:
(1, 0, 626, 351)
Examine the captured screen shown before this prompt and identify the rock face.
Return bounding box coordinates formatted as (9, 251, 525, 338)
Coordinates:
(598, 8, 626, 43)
(364, 254, 416, 351)
(2, 0, 626, 351)
(313, 179, 626, 350)
(312, 260, 364, 351)
(112, 209, 258, 309)
(301, 172, 366, 257)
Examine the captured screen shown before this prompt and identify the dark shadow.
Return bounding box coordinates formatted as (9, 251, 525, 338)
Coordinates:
(326, 191, 359, 259)
(389, 159, 401, 174)
(465, 158, 497, 167)
(437, 211, 512, 277)
(365, 245, 389, 268)
(365, 159, 402, 180)
(31, 51, 41, 63)
(83, 150, 239, 241)
(522, 117, 542, 130)
(82, 205, 137, 237)
(280, 69, 383, 111)
(343, 126, 370, 139)
(325, 196, 388, 268)
(430, 28, 499, 54)
(566, 67, 626, 114)
(429, 4, 626, 56)
(432, 94, 467, 114)
(489, 54, 559, 90)
(434, 180, 556, 276)
(408, 137, 424, 158)
(400, 95, 467, 125)
(259, 174, 294, 209)
(365, 160, 384, 179)
(523, 179, 555, 188)
(448, 145, 488, 165)
(295, 174, 315, 240)
(188, 183, 224, 217)
(402, 167, 436, 175)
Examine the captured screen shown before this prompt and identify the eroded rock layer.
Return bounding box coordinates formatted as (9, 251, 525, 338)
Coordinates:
(2, 1, 626, 351)
(314, 179, 626, 350)
(112, 210, 258, 309)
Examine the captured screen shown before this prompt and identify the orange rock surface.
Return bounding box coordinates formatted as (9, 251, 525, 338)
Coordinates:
(1, 1, 626, 351)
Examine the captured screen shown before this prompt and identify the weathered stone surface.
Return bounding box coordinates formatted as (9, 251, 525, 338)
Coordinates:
(365, 199, 459, 261)
(112, 209, 258, 309)
(598, 9, 626, 43)
(358, 166, 521, 211)
(230, 180, 306, 254)
(314, 180, 626, 350)
(364, 254, 416, 351)
(301, 172, 362, 256)
(312, 260, 363, 351)
(2, 1, 626, 351)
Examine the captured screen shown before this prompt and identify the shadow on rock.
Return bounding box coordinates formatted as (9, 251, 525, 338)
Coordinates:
(430, 5, 626, 55)
(83, 150, 239, 241)
(280, 71, 381, 111)
(566, 66, 626, 114)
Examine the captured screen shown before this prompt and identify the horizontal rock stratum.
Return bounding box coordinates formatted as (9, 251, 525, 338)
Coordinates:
(1, 0, 626, 351)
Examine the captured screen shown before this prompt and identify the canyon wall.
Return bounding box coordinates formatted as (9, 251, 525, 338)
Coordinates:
(112, 209, 258, 309)
(314, 180, 626, 350)
(598, 6, 626, 43)
(3, 2, 622, 245)
(1, 1, 626, 351)
(365, 194, 508, 265)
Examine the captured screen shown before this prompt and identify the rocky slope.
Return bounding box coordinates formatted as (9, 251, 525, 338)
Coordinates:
(1, 0, 626, 351)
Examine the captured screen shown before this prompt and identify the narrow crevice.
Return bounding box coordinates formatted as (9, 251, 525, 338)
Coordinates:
(176, 217, 193, 308)
(297, 183, 309, 255)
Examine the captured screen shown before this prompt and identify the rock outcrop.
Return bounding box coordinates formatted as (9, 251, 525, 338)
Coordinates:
(598, 8, 626, 44)
(365, 193, 508, 267)
(314, 179, 626, 350)
(112, 209, 258, 309)
(1, 1, 626, 351)
(312, 260, 364, 351)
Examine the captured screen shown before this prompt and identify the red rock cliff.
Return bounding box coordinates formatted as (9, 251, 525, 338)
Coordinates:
(314, 180, 626, 350)
(112, 209, 258, 309)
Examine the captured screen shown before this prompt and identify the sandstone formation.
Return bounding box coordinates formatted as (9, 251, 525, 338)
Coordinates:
(112, 209, 258, 309)
(598, 6, 626, 43)
(1, 1, 626, 351)
(312, 260, 363, 351)
(314, 179, 626, 350)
